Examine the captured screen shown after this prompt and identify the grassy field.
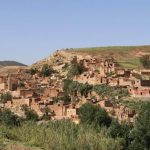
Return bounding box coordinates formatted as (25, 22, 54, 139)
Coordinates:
(70, 45, 150, 69)
(0, 120, 123, 150)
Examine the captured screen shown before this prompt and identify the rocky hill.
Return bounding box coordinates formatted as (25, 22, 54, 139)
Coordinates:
(32, 45, 150, 70)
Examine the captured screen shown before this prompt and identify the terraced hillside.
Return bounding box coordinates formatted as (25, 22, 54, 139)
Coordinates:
(33, 45, 150, 69)
(70, 45, 150, 69)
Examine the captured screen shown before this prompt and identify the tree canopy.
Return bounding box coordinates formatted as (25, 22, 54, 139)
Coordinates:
(79, 103, 112, 127)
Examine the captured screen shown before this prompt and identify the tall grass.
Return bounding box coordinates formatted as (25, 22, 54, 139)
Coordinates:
(0, 120, 123, 150)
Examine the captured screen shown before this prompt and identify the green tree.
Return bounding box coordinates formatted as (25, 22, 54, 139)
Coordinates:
(18, 81, 25, 88)
(129, 107, 150, 150)
(79, 103, 112, 127)
(140, 55, 150, 69)
(41, 64, 54, 77)
(29, 68, 38, 75)
(0, 109, 21, 126)
(0, 92, 12, 103)
(21, 105, 38, 121)
(67, 56, 86, 78)
(25, 109, 38, 121)
(43, 107, 52, 120)
(109, 119, 131, 138)
(62, 92, 71, 104)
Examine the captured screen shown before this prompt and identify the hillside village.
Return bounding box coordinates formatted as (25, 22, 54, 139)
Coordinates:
(1, 49, 150, 124)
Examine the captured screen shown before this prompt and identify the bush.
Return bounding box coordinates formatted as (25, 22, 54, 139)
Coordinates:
(129, 107, 150, 150)
(22, 105, 38, 121)
(0, 120, 122, 150)
(140, 55, 150, 69)
(109, 119, 130, 138)
(29, 68, 38, 75)
(93, 84, 129, 99)
(67, 56, 86, 78)
(0, 92, 12, 103)
(41, 64, 54, 77)
(63, 79, 93, 98)
(79, 103, 112, 127)
(0, 109, 21, 126)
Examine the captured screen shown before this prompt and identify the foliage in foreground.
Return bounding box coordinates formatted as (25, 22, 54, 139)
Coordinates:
(0, 120, 123, 150)
(79, 103, 112, 127)
(1, 102, 150, 150)
(128, 102, 150, 150)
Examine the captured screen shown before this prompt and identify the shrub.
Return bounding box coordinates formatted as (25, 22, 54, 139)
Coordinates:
(0, 92, 12, 103)
(0, 109, 21, 126)
(22, 105, 38, 121)
(129, 106, 150, 150)
(140, 55, 150, 69)
(67, 56, 86, 78)
(41, 64, 54, 77)
(79, 103, 112, 127)
(0, 120, 122, 150)
(29, 68, 38, 75)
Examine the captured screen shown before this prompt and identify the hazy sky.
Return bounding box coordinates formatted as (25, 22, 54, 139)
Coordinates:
(0, 0, 150, 65)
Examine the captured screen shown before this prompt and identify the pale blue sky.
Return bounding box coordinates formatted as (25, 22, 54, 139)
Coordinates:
(0, 0, 150, 65)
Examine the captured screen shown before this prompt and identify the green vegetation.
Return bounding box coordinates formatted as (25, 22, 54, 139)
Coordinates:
(79, 103, 112, 127)
(29, 68, 39, 75)
(1, 102, 150, 149)
(71, 45, 150, 69)
(128, 102, 150, 150)
(21, 105, 39, 121)
(42, 107, 52, 120)
(18, 80, 25, 88)
(140, 55, 150, 69)
(41, 64, 54, 77)
(0, 120, 122, 150)
(63, 79, 129, 101)
(67, 56, 86, 78)
(93, 84, 129, 99)
(0, 109, 20, 126)
(0, 92, 12, 103)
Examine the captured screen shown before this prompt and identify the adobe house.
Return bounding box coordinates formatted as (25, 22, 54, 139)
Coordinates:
(4, 100, 12, 108)
(12, 98, 32, 107)
(132, 79, 141, 87)
(107, 77, 119, 86)
(129, 78, 150, 97)
(0, 76, 7, 83)
(99, 100, 136, 123)
(7, 75, 18, 91)
(66, 108, 77, 118)
(19, 88, 38, 98)
(43, 88, 59, 98)
(132, 79, 150, 88)
(0, 83, 7, 90)
(116, 68, 125, 76)
(118, 77, 132, 87)
(100, 77, 107, 84)
(31, 97, 41, 105)
(47, 102, 66, 117)
(141, 80, 150, 87)
(99, 100, 113, 108)
(140, 69, 150, 76)
(128, 87, 150, 97)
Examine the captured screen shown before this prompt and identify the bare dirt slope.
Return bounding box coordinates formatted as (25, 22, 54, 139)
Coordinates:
(0, 66, 28, 75)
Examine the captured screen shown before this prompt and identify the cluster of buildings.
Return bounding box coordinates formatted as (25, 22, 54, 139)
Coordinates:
(0, 51, 150, 123)
(74, 56, 150, 98)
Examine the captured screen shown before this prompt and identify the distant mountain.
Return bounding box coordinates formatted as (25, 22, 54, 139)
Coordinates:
(0, 61, 27, 67)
